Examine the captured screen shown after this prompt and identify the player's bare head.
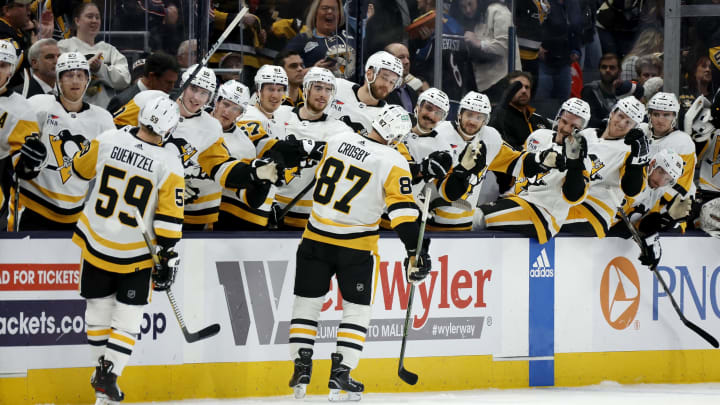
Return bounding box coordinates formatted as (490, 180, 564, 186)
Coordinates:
(303, 67, 335, 114)
(179, 65, 216, 115)
(56, 52, 90, 103)
(553, 98, 590, 143)
(213, 80, 249, 130)
(414, 88, 449, 132)
(648, 149, 683, 189)
(364, 51, 403, 101)
(607, 97, 645, 139)
(647, 92, 680, 137)
(457, 91, 490, 137)
(0, 40, 16, 92)
(255, 65, 288, 113)
(384, 43, 410, 76)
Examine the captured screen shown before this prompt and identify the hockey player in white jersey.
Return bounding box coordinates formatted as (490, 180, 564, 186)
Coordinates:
(268, 67, 349, 229)
(288, 105, 431, 401)
(561, 96, 650, 238)
(476, 98, 593, 244)
(18, 52, 115, 230)
(71, 96, 184, 404)
(326, 50, 404, 136)
(432, 92, 559, 231)
(0, 39, 45, 229)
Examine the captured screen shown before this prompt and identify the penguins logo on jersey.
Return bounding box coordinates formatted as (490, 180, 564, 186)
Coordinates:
(167, 137, 198, 168)
(515, 171, 549, 194)
(711, 140, 720, 178)
(589, 154, 605, 181)
(49, 129, 90, 183)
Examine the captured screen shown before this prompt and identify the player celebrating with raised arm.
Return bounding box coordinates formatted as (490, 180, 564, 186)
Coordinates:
(18, 52, 115, 230)
(288, 105, 431, 401)
(71, 95, 184, 404)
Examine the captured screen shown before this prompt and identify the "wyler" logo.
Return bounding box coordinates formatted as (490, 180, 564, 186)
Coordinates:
(600, 256, 640, 330)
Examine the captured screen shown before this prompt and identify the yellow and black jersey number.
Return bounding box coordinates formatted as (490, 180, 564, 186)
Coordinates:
(313, 157, 375, 214)
(95, 164, 181, 227)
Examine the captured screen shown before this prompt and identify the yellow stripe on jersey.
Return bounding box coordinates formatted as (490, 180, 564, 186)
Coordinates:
(275, 194, 314, 207)
(677, 152, 696, 195)
(20, 193, 82, 223)
(192, 192, 223, 204)
(72, 233, 154, 274)
(78, 214, 151, 251)
(155, 172, 184, 238)
(390, 215, 417, 228)
(337, 331, 366, 342)
(113, 98, 140, 127)
(434, 209, 473, 220)
(219, 200, 269, 226)
(508, 196, 559, 244)
(395, 142, 413, 162)
(383, 165, 416, 214)
(567, 205, 606, 238)
(586, 195, 615, 220)
(198, 138, 232, 183)
(618, 152, 646, 198)
(310, 210, 381, 228)
(184, 211, 219, 225)
(302, 227, 380, 253)
(7, 119, 40, 155)
(488, 143, 523, 173)
(283, 216, 308, 228)
(109, 332, 136, 346)
(27, 179, 86, 203)
(72, 139, 99, 181)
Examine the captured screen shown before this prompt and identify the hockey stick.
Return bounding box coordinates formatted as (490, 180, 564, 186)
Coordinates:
(172, 7, 249, 101)
(398, 184, 432, 385)
(618, 210, 719, 348)
(271, 177, 317, 228)
(132, 208, 221, 343)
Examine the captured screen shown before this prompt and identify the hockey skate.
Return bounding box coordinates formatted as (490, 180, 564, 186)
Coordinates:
(289, 348, 313, 399)
(93, 358, 125, 404)
(328, 353, 363, 402)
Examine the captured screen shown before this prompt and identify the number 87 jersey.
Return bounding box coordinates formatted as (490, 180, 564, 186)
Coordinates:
(71, 126, 185, 273)
(303, 130, 419, 253)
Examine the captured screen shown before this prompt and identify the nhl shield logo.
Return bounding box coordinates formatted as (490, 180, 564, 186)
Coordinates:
(356, 283, 364, 292)
(127, 290, 136, 299)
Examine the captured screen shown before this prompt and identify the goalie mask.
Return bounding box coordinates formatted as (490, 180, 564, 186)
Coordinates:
(684, 95, 715, 142)
(139, 95, 181, 142)
(372, 104, 412, 145)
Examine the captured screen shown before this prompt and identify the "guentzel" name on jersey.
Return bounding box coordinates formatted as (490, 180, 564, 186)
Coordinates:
(110, 146, 155, 173)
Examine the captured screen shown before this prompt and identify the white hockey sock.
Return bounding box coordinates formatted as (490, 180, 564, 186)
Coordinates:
(289, 295, 324, 360)
(104, 301, 143, 375)
(336, 300, 371, 370)
(85, 296, 115, 364)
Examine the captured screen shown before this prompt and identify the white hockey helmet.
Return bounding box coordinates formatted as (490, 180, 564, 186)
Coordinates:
(181, 64, 217, 99)
(648, 92, 680, 128)
(215, 80, 250, 111)
(55, 52, 90, 97)
(649, 148, 683, 187)
(684, 96, 715, 142)
(417, 88, 450, 120)
(139, 95, 181, 142)
(254, 64, 288, 91)
(555, 97, 591, 130)
(459, 91, 491, 116)
(372, 104, 412, 145)
(302, 66, 336, 101)
(365, 50, 403, 89)
(612, 96, 646, 125)
(0, 40, 16, 91)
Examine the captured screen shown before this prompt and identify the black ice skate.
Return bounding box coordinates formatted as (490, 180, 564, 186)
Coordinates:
(93, 358, 125, 404)
(328, 353, 363, 402)
(90, 356, 103, 391)
(289, 348, 313, 399)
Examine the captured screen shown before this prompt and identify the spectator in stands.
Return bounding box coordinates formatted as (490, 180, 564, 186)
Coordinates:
(579, 0, 601, 72)
(595, 0, 643, 60)
(581, 53, 620, 129)
(58, 2, 131, 108)
(455, 0, 521, 102)
(684, 54, 713, 100)
(130, 58, 145, 84)
(635, 53, 662, 87)
(534, 0, 583, 100)
(0, 0, 32, 89)
(149, 2, 184, 57)
(385, 42, 421, 113)
(107, 52, 180, 114)
(12, 38, 59, 97)
(363, 0, 411, 56)
(284, 0, 348, 73)
(514, 0, 549, 83)
(620, 27, 663, 81)
(176, 39, 196, 69)
(275, 49, 306, 107)
(218, 52, 244, 84)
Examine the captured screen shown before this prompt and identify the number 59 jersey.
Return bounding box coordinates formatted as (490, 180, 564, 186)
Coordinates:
(303, 130, 419, 253)
(72, 127, 185, 274)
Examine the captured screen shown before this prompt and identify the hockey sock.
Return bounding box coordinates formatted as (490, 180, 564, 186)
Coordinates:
(289, 295, 324, 360)
(336, 300, 371, 369)
(85, 296, 115, 363)
(104, 301, 143, 375)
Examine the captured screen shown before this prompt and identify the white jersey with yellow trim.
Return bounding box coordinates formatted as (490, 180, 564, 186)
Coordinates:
(432, 123, 525, 231)
(644, 125, 696, 197)
(402, 121, 454, 198)
(564, 128, 634, 236)
(518, 129, 592, 234)
(696, 129, 720, 193)
(19, 94, 114, 224)
(71, 126, 184, 274)
(0, 91, 38, 160)
(303, 130, 419, 253)
(326, 79, 386, 137)
(111, 89, 163, 128)
(270, 106, 350, 228)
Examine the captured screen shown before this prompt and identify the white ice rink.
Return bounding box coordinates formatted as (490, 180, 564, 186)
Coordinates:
(125, 382, 720, 405)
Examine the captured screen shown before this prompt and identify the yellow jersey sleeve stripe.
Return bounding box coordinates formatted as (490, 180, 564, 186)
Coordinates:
(7, 119, 40, 155)
(72, 138, 99, 181)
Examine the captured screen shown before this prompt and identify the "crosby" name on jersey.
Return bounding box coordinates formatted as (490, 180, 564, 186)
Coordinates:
(337, 141, 371, 162)
(110, 146, 155, 173)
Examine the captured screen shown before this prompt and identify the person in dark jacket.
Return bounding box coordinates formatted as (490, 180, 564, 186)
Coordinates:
(581, 53, 620, 129)
(12, 38, 59, 97)
(0, 0, 32, 89)
(384, 42, 419, 113)
(106, 52, 180, 115)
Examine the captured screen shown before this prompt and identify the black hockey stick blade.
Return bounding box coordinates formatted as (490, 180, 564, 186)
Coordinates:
(682, 318, 719, 348)
(398, 363, 418, 385)
(182, 323, 221, 343)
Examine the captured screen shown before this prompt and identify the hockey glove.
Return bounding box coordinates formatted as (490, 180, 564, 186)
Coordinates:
(16, 135, 47, 179)
(668, 195, 692, 221)
(184, 181, 200, 205)
(420, 151, 453, 180)
(299, 138, 326, 161)
(458, 140, 487, 173)
(153, 245, 179, 291)
(500, 80, 523, 107)
(268, 138, 305, 168)
(267, 202, 283, 230)
(638, 233, 661, 269)
(624, 128, 650, 166)
(562, 133, 587, 161)
(536, 148, 562, 171)
(404, 238, 431, 284)
(250, 158, 282, 186)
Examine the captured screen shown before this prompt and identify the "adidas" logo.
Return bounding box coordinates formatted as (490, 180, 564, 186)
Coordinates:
(529, 247, 554, 278)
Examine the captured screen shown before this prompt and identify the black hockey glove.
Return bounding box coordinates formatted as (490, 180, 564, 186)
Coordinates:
(638, 233, 661, 268)
(420, 151, 453, 180)
(500, 80, 523, 107)
(267, 202, 283, 230)
(537, 148, 562, 172)
(267, 138, 305, 168)
(624, 128, 650, 166)
(456, 140, 487, 175)
(404, 238, 431, 284)
(562, 133, 587, 162)
(153, 245, 179, 291)
(250, 158, 282, 186)
(16, 135, 47, 179)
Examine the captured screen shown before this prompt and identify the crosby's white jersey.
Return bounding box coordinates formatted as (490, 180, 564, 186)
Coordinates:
(431, 123, 525, 230)
(518, 129, 591, 234)
(19, 94, 114, 224)
(696, 129, 720, 193)
(326, 79, 386, 137)
(303, 130, 419, 252)
(643, 124, 696, 197)
(71, 126, 184, 273)
(0, 92, 38, 160)
(270, 106, 350, 228)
